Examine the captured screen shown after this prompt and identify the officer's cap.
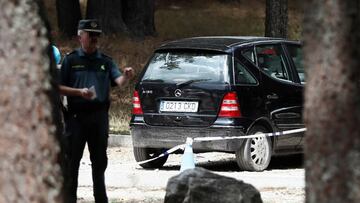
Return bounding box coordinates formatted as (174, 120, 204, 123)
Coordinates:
(78, 19, 102, 33)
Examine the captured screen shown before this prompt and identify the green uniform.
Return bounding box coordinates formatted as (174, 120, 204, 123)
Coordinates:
(61, 48, 121, 203)
(61, 48, 121, 111)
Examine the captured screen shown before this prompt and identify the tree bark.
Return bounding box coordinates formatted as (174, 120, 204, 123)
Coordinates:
(123, 0, 156, 38)
(0, 0, 63, 202)
(56, 0, 82, 37)
(265, 0, 288, 38)
(86, 0, 128, 34)
(303, 1, 360, 203)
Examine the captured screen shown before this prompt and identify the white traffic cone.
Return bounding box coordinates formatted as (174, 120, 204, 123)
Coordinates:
(180, 137, 195, 172)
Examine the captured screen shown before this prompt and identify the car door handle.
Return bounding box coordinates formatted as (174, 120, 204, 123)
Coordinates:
(267, 93, 279, 100)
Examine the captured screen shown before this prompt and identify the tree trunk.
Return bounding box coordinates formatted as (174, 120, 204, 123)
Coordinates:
(0, 0, 63, 202)
(56, 0, 82, 37)
(86, 0, 128, 34)
(123, 0, 156, 38)
(303, 1, 360, 203)
(265, 0, 288, 38)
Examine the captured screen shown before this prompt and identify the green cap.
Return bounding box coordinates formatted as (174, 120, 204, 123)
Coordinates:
(78, 19, 102, 33)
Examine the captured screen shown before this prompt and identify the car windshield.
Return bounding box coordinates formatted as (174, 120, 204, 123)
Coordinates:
(142, 52, 229, 83)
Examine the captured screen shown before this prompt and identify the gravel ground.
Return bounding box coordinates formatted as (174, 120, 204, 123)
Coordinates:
(77, 146, 305, 203)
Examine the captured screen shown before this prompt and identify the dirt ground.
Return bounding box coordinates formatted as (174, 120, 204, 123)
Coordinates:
(77, 147, 305, 203)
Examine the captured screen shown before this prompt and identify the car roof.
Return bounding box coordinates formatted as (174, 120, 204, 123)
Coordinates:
(156, 36, 299, 53)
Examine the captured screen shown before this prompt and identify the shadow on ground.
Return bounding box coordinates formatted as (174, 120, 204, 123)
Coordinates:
(159, 154, 303, 172)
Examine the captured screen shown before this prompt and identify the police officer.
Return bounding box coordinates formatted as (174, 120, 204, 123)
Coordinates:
(59, 19, 134, 203)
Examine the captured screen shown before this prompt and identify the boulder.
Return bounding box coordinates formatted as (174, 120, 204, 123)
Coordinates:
(164, 167, 262, 203)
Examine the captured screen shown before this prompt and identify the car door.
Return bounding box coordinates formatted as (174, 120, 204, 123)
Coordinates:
(254, 42, 304, 151)
(283, 42, 306, 149)
(232, 47, 263, 124)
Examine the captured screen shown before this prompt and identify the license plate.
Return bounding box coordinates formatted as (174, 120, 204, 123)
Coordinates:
(160, 101, 198, 112)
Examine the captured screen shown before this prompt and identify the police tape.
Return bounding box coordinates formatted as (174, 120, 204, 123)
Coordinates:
(135, 144, 186, 165)
(134, 127, 306, 165)
(194, 127, 306, 142)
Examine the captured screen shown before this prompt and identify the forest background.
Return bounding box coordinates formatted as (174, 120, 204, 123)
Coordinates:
(45, 0, 303, 134)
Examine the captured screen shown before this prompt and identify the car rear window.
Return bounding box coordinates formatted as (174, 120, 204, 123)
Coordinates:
(141, 52, 229, 83)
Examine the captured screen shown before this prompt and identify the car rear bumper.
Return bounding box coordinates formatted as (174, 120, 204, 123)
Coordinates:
(130, 122, 246, 152)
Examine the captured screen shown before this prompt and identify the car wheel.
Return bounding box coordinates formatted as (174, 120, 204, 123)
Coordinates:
(235, 125, 272, 171)
(133, 147, 168, 169)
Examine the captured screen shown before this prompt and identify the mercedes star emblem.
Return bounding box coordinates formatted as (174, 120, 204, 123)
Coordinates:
(174, 89, 182, 97)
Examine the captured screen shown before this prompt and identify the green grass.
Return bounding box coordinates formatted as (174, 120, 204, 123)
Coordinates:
(46, 0, 303, 134)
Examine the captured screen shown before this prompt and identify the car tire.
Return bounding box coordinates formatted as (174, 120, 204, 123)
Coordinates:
(235, 125, 272, 171)
(133, 147, 168, 169)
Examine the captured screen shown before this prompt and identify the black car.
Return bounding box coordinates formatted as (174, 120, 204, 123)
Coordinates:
(130, 36, 305, 171)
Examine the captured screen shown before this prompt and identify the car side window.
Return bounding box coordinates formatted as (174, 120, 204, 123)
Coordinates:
(242, 48, 256, 63)
(286, 44, 305, 84)
(255, 44, 291, 82)
(235, 60, 257, 85)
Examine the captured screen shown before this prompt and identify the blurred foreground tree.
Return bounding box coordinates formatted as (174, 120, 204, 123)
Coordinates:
(56, 0, 81, 37)
(303, 0, 360, 203)
(0, 0, 63, 202)
(265, 0, 288, 38)
(86, 0, 156, 38)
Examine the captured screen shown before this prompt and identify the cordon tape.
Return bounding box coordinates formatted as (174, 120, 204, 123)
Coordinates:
(133, 128, 306, 166)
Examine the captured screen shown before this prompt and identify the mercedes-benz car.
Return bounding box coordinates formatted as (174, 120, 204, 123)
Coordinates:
(130, 36, 305, 171)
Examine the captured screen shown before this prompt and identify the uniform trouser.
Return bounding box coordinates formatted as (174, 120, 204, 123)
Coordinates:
(64, 110, 109, 203)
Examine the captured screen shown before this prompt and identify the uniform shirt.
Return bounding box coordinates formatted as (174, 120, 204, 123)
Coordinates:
(60, 48, 121, 111)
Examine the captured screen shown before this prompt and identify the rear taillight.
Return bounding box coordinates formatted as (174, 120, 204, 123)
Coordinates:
(218, 92, 241, 118)
(132, 91, 143, 115)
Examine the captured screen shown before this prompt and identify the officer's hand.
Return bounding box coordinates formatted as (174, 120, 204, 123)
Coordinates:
(80, 88, 94, 100)
(124, 67, 134, 78)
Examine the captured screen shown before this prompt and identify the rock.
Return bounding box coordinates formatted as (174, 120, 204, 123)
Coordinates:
(164, 167, 262, 203)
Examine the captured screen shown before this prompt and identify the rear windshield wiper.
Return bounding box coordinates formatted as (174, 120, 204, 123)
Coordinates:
(176, 79, 210, 88)
(141, 79, 164, 83)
